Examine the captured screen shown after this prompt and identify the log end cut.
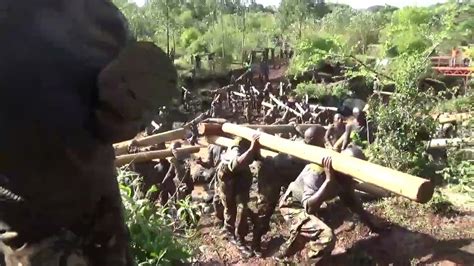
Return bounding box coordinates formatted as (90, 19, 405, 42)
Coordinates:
(416, 180, 435, 204)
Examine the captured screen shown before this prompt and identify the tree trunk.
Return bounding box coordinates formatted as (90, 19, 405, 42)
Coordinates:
(166, 5, 170, 56)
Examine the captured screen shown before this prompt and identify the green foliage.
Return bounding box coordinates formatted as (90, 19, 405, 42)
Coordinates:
(295, 81, 350, 101)
(181, 28, 201, 48)
(429, 190, 456, 215)
(288, 34, 340, 74)
(434, 95, 474, 113)
(437, 147, 474, 195)
(117, 168, 196, 265)
(367, 53, 439, 176)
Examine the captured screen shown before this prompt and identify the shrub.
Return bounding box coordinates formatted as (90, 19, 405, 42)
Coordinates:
(117, 168, 194, 265)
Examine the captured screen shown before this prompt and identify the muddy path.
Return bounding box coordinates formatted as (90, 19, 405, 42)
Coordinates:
(191, 184, 474, 265)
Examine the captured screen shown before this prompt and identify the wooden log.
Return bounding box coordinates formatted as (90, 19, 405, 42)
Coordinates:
(251, 86, 260, 95)
(309, 104, 338, 112)
(427, 138, 473, 149)
(245, 124, 298, 135)
(262, 101, 274, 109)
(203, 118, 228, 124)
(206, 136, 277, 158)
(115, 146, 200, 166)
(232, 91, 247, 98)
(246, 124, 327, 134)
(210, 84, 233, 94)
(436, 112, 472, 124)
(221, 123, 434, 203)
(198, 123, 224, 136)
(114, 128, 188, 156)
(295, 102, 306, 114)
(269, 93, 301, 117)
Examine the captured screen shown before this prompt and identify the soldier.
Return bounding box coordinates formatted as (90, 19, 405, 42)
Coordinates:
(263, 107, 278, 125)
(342, 108, 374, 150)
(324, 113, 346, 150)
(196, 144, 226, 221)
(128, 142, 170, 202)
(276, 145, 386, 262)
(210, 93, 222, 118)
(161, 142, 194, 204)
(0, 1, 177, 265)
(216, 135, 260, 255)
(251, 126, 326, 255)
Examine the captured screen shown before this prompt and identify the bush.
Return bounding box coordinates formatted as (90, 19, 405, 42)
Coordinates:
(117, 168, 194, 265)
(295, 81, 350, 101)
(367, 53, 439, 176)
(181, 28, 201, 48)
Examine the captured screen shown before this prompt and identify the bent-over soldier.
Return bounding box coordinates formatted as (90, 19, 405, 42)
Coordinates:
(277, 146, 386, 262)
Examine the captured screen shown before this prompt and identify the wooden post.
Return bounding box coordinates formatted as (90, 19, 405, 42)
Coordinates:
(295, 102, 306, 114)
(232, 91, 247, 98)
(113, 128, 187, 156)
(221, 123, 434, 203)
(262, 101, 274, 109)
(115, 146, 200, 166)
(269, 93, 301, 117)
(309, 104, 338, 112)
(198, 123, 224, 136)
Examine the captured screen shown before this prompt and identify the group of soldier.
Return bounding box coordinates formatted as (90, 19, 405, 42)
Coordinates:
(129, 70, 385, 263)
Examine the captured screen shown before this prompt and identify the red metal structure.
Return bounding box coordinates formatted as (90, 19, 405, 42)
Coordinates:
(430, 56, 473, 77)
(432, 66, 473, 77)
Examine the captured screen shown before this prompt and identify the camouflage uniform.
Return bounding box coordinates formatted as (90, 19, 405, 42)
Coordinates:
(215, 147, 253, 240)
(130, 159, 170, 202)
(170, 157, 193, 201)
(252, 154, 306, 250)
(278, 164, 335, 260)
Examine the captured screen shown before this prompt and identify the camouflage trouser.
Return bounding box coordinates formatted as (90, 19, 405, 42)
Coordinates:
(278, 191, 335, 260)
(215, 164, 253, 240)
(0, 231, 88, 266)
(252, 174, 281, 248)
(252, 160, 303, 250)
(212, 175, 224, 222)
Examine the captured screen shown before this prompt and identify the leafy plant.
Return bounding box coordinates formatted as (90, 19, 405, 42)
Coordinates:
(117, 168, 194, 265)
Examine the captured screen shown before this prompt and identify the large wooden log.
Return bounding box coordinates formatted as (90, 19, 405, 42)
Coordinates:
(221, 123, 434, 203)
(207, 135, 389, 198)
(245, 124, 298, 134)
(115, 146, 200, 166)
(427, 138, 473, 149)
(206, 136, 278, 158)
(436, 112, 472, 124)
(199, 123, 328, 136)
(114, 128, 187, 156)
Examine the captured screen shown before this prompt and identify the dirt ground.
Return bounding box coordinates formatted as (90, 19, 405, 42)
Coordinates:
(190, 180, 473, 265)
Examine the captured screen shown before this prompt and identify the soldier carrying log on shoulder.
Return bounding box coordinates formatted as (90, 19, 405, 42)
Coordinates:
(128, 141, 170, 203)
(276, 143, 388, 263)
(215, 135, 261, 256)
(251, 126, 327, 256)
